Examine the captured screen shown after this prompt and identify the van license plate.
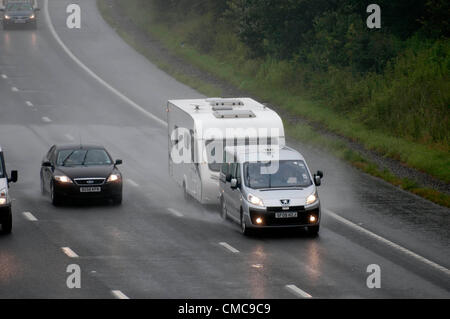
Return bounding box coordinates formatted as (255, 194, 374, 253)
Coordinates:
(275, 212, 298, 218)
(80, 187, 101, 193)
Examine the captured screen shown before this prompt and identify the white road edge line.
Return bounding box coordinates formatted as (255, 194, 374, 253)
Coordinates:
(285, 285, 312, 298)
(126, 179, 139, 187)
(22, 212, 38, 222)
(219, 242, 240, 254)
(61, 247, 79, 258)
(25, 101, 34, 107)
(41, 116, 52, 123)
(65, 133, 75, 141)
(111, 290, 130, 299)
(43, 0, 167, 128)
(168, 208, 183, 217)
(324, 208, 450, 277)
(11, 86, 18, 92)
(1, 74, 7, 79)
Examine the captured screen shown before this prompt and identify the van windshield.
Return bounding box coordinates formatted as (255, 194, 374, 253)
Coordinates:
(244, 160, 312, 189)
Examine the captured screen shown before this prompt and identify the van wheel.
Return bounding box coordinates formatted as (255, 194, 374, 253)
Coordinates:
(240, 212, 251, 236)
(220, 199, 227, 220)
(1, 209, 12, 234)
(307, 225, 320, 237)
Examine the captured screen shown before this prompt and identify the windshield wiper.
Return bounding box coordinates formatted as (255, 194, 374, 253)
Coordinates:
(80, 151, 89, 166)
(61, 150, 75, 166)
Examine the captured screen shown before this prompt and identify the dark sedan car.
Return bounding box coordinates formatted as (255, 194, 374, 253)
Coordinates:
(1, 1, 39, 30)
(40, 145, 123, 206)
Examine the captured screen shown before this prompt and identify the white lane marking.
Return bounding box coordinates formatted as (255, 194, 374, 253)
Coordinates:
(65, 133, 75, 141)
(324, 209, 450, 277)
(126, 179, 139, 187)
(43, 0, 167, 128)
(22, 212, 38, 221)
(219, 242, 240, 254)
(168, 208, 183, 217)
(285, 285, 312, 298)
(41, 116, 52, 123)
(25, 101, 34, 107)
(61, 247, 79, 258)
(111, 290, 130, 299)
(11, 86, 18, 92)
(1, 74, 7, 79)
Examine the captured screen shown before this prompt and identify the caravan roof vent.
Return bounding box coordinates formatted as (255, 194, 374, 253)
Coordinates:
(207, 98, 244, 110)
(213, 110, 256, 119)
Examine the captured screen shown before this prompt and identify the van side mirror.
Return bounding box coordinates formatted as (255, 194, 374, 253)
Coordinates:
(226, 174, 232, 183)
(115, 159, 123, 166)
(42, 161, 52, 167)
(314, 174, 321, 186)
(230, 178, 239, 189)
(9, 170, 18, 183)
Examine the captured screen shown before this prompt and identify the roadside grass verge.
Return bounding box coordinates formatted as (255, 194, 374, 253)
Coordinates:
(97, 0, 450, 208)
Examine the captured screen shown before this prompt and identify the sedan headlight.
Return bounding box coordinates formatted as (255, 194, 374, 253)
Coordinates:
(247, 193, 264, 207)
(0, 188, 7, 206)
(107, 174, 121, 182)
(54, 175, 73, 183)
(306, 192, 318, 205)
(30, 14, 35, 19)
(4, 15, 11, 20)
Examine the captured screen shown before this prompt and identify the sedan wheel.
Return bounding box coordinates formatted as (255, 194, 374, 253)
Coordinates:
(50, 182, 61, 206)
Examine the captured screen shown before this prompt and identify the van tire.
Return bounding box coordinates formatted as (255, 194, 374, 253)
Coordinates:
(240, 212, 251, 236)
(1, 209, 12, 234)
(220, 198, 227, 220)
(307, 225, 320, 237)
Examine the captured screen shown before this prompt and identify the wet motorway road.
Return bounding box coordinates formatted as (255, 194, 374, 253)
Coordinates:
(0, 0, 449, 298)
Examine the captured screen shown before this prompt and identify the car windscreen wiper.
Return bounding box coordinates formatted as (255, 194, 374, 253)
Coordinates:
(61, 150, 75, 166)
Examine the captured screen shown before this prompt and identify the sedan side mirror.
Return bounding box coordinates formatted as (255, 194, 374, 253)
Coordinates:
(115, 159, 123, 166)
(225, 174, 232, 183)
(42, 161, 52, 167)
(34, 8, 40, 11)
(8, 170, 18, 183)
(0, 9, 4, 12)
(317, 170, 324, 178)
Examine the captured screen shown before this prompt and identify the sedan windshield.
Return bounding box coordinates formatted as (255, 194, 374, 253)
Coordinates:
(57, 149, 112, 166)
(244, 160, 312, 189)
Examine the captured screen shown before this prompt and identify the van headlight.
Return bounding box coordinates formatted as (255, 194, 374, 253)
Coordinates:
(54, 175, 73, 183)
(0, 188, 8, 206)
(247, 194, 264, 207)
(306, 192, 318, 205)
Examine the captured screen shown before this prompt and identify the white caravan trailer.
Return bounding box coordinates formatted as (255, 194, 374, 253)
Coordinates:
(167, 98, 285, 204)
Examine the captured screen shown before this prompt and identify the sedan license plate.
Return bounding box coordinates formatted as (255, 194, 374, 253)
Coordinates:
(14, 19, 27, 23)
(275, 212, 298, 218)
(80, 187, 101, 193)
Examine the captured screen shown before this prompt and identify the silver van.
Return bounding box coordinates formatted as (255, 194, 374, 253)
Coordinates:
(0, 146, 18, 234)
(219, 145, 323, 236)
